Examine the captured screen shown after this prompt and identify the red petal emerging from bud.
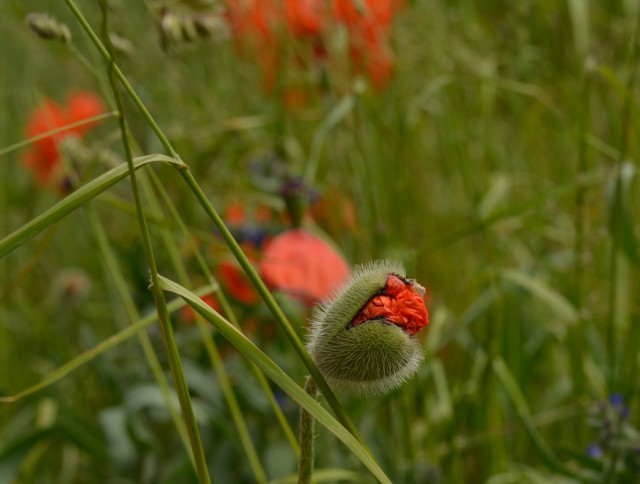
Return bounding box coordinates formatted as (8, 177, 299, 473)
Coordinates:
(351, 275, 428, 335)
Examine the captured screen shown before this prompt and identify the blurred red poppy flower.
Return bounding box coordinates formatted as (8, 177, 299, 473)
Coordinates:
(181, 293, 221, 324)
(219, 259, 259, 305)
(22, 91, 105, 187)
(225, 0, 400, 91)
(334, 0, 399, 89)
(285, 0, 327, 37)
(259, 228, 350, 306)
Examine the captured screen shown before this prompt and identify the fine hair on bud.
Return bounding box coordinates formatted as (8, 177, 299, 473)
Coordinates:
(307, 260, 429, 396)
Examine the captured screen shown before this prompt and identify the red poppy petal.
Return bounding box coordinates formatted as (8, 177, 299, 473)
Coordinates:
(259, 229, 350, 305)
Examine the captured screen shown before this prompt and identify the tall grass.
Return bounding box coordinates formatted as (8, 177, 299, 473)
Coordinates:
(1, 0, 639, 482)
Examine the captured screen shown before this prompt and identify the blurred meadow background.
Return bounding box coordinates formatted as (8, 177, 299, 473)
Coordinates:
(1, 0, 640, 482)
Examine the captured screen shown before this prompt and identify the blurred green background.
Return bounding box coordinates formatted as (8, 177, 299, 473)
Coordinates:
(1, 0, 639, 482)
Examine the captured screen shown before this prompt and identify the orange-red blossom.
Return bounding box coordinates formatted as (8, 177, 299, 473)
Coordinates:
(351, 274, 428, 335)
(23, 92, 105, 187)
(225, 0, 402, 90)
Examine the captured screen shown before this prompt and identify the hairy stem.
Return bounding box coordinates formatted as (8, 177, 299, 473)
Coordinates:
(298, 376, 320, 484)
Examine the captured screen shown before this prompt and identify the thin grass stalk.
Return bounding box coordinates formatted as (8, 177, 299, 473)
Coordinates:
(63, 0, 365, 449)
(146, 169, 300, 456)
(570, 61, 593, 401)
(83, 205, 193, 463)
(139, 175, 267, 483)
(0, 286, 213, 404)
(0, 156, 183, 260)
(64, 0, 178, 158)
(608, 12, 639, 388)
(99, 4, 210, 481)
(0, 226, 58, 304)
(0, 112, 117, 158)
(493, 358, 586, 480)
(199, 323, 267, 483)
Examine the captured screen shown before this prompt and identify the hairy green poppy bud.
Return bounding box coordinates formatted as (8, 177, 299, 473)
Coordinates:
(307, 260, 429, 396)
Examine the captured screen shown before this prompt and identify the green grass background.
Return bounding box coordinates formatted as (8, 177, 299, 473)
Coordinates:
(1, 0, 639, 482)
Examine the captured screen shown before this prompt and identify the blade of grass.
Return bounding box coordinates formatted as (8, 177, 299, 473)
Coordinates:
(157, 275, 391, 484)
(145, 168, 300, 457)
(501, 269, 579, 325)
(83, 204, 194, 465)
(100, 2, 210, 479)
(492, 358, 584, 480)
(0, 286, 213, 403)
(63, 0, 364, 450)
(139, 173, 267, 483)
(0, 112, 117, 158)
(0, 154, 183, 259)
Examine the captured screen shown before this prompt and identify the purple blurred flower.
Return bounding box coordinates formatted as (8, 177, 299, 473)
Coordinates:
(586, 443, 603, 459)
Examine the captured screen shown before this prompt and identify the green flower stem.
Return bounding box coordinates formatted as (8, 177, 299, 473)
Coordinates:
(66, 0, 365, 453)
(99, 4, 210, 481)
(298, 376, 319, 484)
(139, 174, 267, 483)
(83, 205, 193, 463)
(146, 169, 300, 456)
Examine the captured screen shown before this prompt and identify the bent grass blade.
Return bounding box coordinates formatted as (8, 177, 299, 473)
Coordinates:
(157, 276, 392, 484)
(0, 154, 185, 259)
(0, 285, 213, 403)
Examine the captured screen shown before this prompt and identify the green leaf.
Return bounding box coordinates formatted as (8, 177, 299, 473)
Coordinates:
(157, 275, 392, 484)
(0, 154, 185, 259)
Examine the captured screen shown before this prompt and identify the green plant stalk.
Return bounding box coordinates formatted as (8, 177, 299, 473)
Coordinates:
(570, 63, 592, 400)
(139, 175, 267, 483)
(100, 5, 210, 481)
(609, 12, 639, 390)
(83, 205, 193, 464)
(298, 375, 319, 484)
(146, 169, 300, 456)
(64, 0, 364, 449)
(0, 288, 212, 403)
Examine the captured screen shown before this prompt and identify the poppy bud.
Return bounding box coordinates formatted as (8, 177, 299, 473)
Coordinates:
(307, 260, 429, 396)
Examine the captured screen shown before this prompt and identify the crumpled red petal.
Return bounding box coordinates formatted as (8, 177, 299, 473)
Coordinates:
(351, 275, 428, 335)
